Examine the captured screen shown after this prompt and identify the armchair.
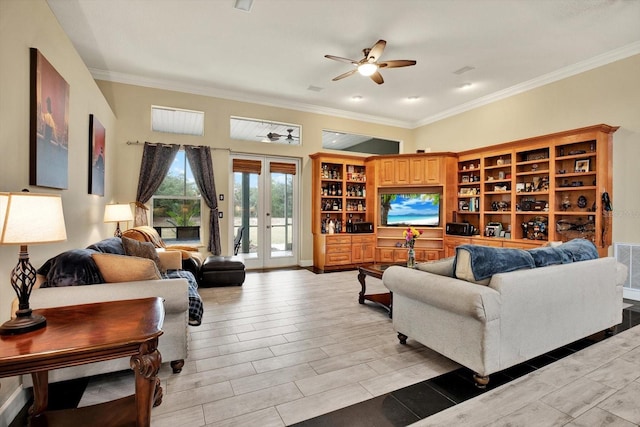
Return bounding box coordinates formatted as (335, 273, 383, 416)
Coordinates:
(122, 226, 204, 281)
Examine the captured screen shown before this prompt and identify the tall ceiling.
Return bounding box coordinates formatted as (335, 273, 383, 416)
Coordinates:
(47, 0, 640, 129)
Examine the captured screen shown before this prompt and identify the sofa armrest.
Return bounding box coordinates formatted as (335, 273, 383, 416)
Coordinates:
(157, 250, 182, 271)
(382, 266, 501, 322)
(27, 278, 189, 315)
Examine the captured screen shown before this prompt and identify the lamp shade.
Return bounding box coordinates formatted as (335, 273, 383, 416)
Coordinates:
(104, 203, 133, 223)
(0, 192, 67, 245)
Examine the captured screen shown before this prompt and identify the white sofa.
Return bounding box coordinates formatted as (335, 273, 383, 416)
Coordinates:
(382, 249, 626, 387)
(18, 250, 189, 387)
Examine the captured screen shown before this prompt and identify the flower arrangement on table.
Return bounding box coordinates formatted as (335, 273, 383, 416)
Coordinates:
(403, 226, 423, 249)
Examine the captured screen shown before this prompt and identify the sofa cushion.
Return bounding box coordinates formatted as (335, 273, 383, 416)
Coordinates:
(415, 256, 455, 277)
(454, 245, 535, 285)
(92, 253, 161, 283)
(38, 249, 104, 287)
(86, 237, 126, 254)
(122, 236, 165, 273)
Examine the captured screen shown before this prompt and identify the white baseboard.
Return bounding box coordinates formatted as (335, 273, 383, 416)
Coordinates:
(0, 385, 28, 427)
(299, 259, 313, 267)
(623, 287, 640, 301)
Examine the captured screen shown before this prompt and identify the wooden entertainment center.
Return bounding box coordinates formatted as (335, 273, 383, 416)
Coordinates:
(311, 124, 617, 270)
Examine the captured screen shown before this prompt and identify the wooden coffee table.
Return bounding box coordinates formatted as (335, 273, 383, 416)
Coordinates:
(0, 297, 164, 427)
(358, 263, 403, 318)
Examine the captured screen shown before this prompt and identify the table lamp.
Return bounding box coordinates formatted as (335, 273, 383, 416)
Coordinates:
(0, 192, 67, 335)
(104, 203, 133, 238)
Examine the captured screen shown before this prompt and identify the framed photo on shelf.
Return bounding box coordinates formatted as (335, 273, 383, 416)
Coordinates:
(574, 159, 590, 173)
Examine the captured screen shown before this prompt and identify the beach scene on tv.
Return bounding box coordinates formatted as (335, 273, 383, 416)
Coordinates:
(380, 193, 440, 226)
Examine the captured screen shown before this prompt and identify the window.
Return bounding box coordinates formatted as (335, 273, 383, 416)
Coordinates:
(152, 150, 201, 243)
(151, 106, 204, 136)
(230, 116, 301, 145)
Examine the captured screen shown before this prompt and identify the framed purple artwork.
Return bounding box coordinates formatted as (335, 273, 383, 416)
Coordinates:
(29, 48, 70, 189)
(89, 114, 105, 196)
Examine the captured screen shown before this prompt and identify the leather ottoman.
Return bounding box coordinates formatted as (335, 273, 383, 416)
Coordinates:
(200, 256, 246, 287)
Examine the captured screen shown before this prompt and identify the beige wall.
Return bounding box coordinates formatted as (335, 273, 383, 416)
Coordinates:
(96, 81, 413, 261)
(1, 0, 639, 420)
(0, 0, 116, 412)
(413, 54, 640, 248)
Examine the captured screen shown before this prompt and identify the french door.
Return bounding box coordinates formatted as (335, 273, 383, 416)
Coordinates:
(231, 154, 299, 269)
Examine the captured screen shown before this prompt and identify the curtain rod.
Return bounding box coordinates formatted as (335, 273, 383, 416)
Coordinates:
(125, 141, 231, 151)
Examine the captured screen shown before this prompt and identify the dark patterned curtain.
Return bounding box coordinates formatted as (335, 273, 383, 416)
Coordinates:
(134, 142, 180, 226)
(184, 145, 221, 255)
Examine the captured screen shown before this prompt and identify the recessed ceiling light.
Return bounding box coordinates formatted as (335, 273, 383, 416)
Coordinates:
(234, 0, 253, 12)
(407, 96, 420, 101)
(307, 85, 324, 92)
(458, 82, 473, 89)
(351, 95, 363, 102)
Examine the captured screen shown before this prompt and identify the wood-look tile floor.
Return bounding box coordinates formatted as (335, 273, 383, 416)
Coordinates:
(76, 268, 460, 426)
(10, 269, 640, 426)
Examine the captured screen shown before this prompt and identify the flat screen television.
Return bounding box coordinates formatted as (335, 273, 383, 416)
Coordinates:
(380, 193, 440, 227)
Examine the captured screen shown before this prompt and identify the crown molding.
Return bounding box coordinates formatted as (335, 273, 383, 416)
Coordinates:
(412, 41, 640, 128)
(89, 69, 412, 129)
(91, 41, 640, 131)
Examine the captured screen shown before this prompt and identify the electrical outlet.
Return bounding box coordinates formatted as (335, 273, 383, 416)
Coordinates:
(218, 212, 223, 219)
(219, 194, 224, 201)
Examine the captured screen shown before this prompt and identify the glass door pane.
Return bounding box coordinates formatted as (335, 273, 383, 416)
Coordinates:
(269, 171, 294, 259)
(233, 171, 259, 260)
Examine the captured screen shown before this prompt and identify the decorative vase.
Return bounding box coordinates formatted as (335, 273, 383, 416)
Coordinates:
(407, 248, 415, 268)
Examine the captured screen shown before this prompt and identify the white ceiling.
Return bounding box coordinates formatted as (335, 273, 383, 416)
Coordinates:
(47, 0, 640, 129)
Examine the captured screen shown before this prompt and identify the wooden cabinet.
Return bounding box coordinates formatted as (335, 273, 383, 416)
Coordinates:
(313, 233, 375, 270)
(377, 154, 446, 187)
(310, 153, 372, 236)
(449, 124, 617, 256)
(351, 235, 376, 264)
(310, 153, 377, 270)
(376, 226, 444, 262)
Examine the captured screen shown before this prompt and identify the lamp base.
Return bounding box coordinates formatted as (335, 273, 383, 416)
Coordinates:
(0, 312, 46, 335)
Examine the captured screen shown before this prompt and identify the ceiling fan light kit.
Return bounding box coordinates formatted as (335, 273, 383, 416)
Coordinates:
(358, 63, 378, 76)
(325, 39, 416, 85)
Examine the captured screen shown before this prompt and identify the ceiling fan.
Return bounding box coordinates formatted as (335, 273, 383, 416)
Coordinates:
(325, 39, 416, 85)
(258, 129, 300, 143)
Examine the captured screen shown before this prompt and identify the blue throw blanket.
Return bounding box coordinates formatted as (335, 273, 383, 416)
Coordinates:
(529, 238, 598, 267)
(454, 245, 535, 281)
(163, 270, 204, 326)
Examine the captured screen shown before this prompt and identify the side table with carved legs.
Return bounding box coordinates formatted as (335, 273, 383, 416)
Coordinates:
(0, 297, 165, 427)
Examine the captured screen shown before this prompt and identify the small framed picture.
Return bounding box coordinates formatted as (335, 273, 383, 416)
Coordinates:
(575, 159, 590, 172)
(516, 183, 525, 193)
(461, 175, 470, 183)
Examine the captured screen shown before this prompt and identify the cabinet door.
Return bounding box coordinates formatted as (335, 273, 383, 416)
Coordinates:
(378, 248, 394, 263)
(351, 244, 363, 264)
(394, 249, 408, 262)
(379, 159, 395, 186)
(362, 242, 375, 262)
(424, 157, 441, 184)
(409, 157, 425, 184)
(394, 158, 410, 185)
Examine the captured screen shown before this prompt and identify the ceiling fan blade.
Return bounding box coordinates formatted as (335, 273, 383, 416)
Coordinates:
(324, 55, 358, 65)
(332, 69, 358, 81)
(379, 60, 417, 69)
(367, 39, 386, 62)
(370, 71, 384, 85)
